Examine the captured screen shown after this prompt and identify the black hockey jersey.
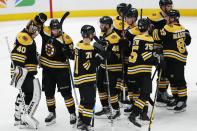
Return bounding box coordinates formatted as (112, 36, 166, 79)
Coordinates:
(99, 31, 122, 72)
(113, 16, 128, 36)
(125, 25, 141, 42)
(11, 29, 38, 77)
(40, 26, 73, 69)
(152, 24, 191, 64)
(74, 41, 98, 87)
(147, 10, 166, 29)
(124, 25, 141, 63)
(127, 34, 156, 76)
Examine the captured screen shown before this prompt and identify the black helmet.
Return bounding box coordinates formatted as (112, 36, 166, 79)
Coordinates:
(81, 25, 95, 38)
(138, 18, 150, 32)
(34, 13, 47, 25)
(167, 9, 180, 20)
(159, 0, 173, 6)
(99, 16, 113, 25)
(117, 3, 128, 14)
(50, 19, 61, 29)
(126, 8, 138, 18)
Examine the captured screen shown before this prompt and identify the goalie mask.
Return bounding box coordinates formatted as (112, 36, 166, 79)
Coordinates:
(26, 20, 42, 38)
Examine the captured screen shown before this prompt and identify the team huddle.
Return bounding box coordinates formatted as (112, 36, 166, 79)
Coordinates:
(9, 0, 191, 131)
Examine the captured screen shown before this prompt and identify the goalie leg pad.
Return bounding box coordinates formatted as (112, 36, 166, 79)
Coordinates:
(15, 94, 23, 119)
(26, 78, 41, 117)
(20, 114, 38, 129)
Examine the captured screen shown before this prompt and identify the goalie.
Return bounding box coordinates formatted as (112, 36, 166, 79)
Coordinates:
(10, 13, 47, 129)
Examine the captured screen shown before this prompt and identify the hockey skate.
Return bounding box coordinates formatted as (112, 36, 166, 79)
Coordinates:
(80, 123, 93, 131)
(174, 101, 187, 113)
(139, 112, 150, 125)
(108, 109, 120, 120)
(128, 113, 141, 128)
(156, 91, 171, 107)
(45, 112, 56, 126)
(77, 118, 84, 129)
(95, 106, 110, 118)
(70, 113, 77, 125)
(167, 99, 177, 110)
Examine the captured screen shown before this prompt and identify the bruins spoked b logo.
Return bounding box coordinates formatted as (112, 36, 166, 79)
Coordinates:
(45, 43, 55, 57)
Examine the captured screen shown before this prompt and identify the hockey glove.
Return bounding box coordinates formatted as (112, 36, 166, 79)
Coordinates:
(11, 66, 28, 89)
(154, 53, 165, 70)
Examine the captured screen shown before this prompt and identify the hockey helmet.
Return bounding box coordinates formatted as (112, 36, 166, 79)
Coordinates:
(81, 25, 95, 38)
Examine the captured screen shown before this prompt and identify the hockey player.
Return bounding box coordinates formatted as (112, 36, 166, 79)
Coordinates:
(152, 9, 191, 112)
(113, 3, 132, 106)
(39, 19, 76, 125)
(127, 18, 161, 127)
(74, 25, 103, 131)
(95, 16, 121, 119)
(113, 3, 129, 36)
(11, 13, 47, 129)
(148, 0, 174, 106)
(148, 0, 173, 29)
(123, 8, 142, 113)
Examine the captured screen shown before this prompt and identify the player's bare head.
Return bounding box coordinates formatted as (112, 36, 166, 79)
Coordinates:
(138, 18, 150, 33)
(99, 16, 113, 33)
(117, 3, 130, 16)
(165, 9, 180, 24)
(50, 19, 61, 37)
(26, 20, 41, 38)
(126, 8, 138, 25)
(159, 0, 173, 13)
(81, 25, 96, 40)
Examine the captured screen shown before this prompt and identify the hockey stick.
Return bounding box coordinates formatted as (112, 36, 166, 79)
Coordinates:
(148, 69, 162, 131)
(93, 36, 114, 129)
(121, 4, 132, 101)
(140, 9, 143, 19)
(60, 11, 79, 105)
(60, 11, 70, 27)
(105, 59, 114, 128)
(148, 67, 158, 106)
(139, 8, 156, 106)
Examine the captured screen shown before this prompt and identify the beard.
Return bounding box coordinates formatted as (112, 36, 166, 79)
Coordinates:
(101, 26, 108, 33)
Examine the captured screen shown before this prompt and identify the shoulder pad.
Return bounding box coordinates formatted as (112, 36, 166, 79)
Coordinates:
(113, 16, 128, 30)
(148, 11, 164, 22)
(43, 26, 51, 36)
(106, 32, 121, 44)
(16, 32, 33, 46)
(63, 33, 73, 45)
(76, 42, 94, 50)
(164, 24, 186, 33)
(113, 18, 122, 30)
(134, 34, 154, 42)
(56, 33, 73, 44)
(129, 26, 141, 36)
